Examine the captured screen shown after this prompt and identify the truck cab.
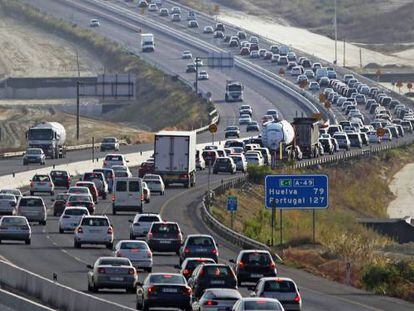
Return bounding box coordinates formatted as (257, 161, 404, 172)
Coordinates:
(141, 33, 155, 52)
(225, 81, 244, 102)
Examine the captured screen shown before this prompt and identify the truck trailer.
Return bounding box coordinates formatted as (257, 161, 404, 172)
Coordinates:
(225, 80, 244, 102)
(292, 117, 320, 158)
(154, 131, 196, 188)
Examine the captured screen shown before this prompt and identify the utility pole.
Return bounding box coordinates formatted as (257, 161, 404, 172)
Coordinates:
(343, 38, 346, 67)
(76, 48, 81, 141)
(359, 48, 362, 68)
(195, 57, 200, 95)
(334, 0, 338, 65)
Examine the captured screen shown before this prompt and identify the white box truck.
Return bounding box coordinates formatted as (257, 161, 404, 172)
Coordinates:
(141, 33, 155, 52)
(154, 131, 196, 188)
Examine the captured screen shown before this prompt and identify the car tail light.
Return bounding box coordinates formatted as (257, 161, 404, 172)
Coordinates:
(30, 182, 34, 187)
(270, 262, 276, 269)
(140, 194, 144, 201)
(212, 249, 218, 255)
(112, 195, 115, 202)
(199, 267, 205, 277)
(177, 232, 183, 241)
(77, 227, 83, 233)
(238, 261, 245, 269)
(294, 293, 301, 302)
(107, 227, 113, 234)
(183, 269, 190, 276)
(128, 268, 135, 275)
(97, 267, 105, 274)
(183, 287, 192, 296)
(103, 161, 108, 167)
(148, 232, 153, 239)
(147, 251, 152, 258)
(67, 202, 72, 206)
(116, 251, 123, 257)
(184, 248, 190, 253)
(148, 286, 157, 295)
(204, 300, 218, 306)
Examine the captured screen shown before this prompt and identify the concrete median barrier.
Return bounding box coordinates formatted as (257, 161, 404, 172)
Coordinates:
(0, 260, 134, 311)
(0, 288, 55, 311)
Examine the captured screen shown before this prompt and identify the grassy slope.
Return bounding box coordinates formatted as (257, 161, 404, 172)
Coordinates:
(177, 0, 414, 44)
(211, 146, 414, 300)
(0, 0, 210, 137)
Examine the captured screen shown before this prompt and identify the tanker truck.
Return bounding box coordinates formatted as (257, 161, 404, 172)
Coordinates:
(26, 122, 67, 159)
(261, 120, 295, 152)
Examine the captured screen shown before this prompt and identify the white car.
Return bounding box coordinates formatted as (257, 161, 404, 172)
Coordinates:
(182, 50, 193, 59)
(103, 154, 128, 168)
(188, 20, 199, 28)
(367, 131, 381, 144)
(245, 153, 264, 166)
(112, 165, 132, 178)
(148, 3, 157, 11)
(197, 70, 209, 80)
(239, 115, 252, 125)
(74, 216, 114, 249)
(0, 193, 17, 215)
(171, 13, 181, 22)
(89, 19, 100, 27)
(232, 298, 284, 311)
(30, 174, 55, 196)
(68, 186, 91, 197)
(58, 207, 89, 233)
(129, 213, 162, 239)
(143, 174, 165, 195)
(113, 240, 153, 272)
(0, 189, 22, 201)
(203, 26, 214, 34)
(192, 288, 242, 311)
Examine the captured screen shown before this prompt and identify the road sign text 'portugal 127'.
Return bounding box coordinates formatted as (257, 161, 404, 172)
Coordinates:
(265, 174, 328, 209)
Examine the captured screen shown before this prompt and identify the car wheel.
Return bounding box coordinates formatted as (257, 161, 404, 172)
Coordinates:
(127, 286, 136, 294)
(142, 301, 149, 311)
(106, 243, 113, 249)
(87, 281, 93, 292)
(146, 267, 152, 273)
(59, 227, 64, 234)
(30, 191, 34, 196)
(129, 234, 135, 240)
(112, 209, 117, 215)
(0, 240, 2, 244)
(102, 193, 107, 200)
(74, 241, 81, 248)
(50, 191, 54, 196)
(237, 279, 242, 286)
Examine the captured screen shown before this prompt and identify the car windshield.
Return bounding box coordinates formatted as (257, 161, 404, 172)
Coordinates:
(187, 236, 214, 246)
(83, 173, 103, 181)
(19, 198, 43, 206)
(99, 258, 130, 266)
(244, 301, 282, 310)
(151, 223, 179, 234)
(51, 171, 67, 177)
(27, 129, 52, 140)
(137, 216, 160, 222)
(149, 274, 185, 284)
(64, 209, 88, 216)
(105, 155, 122, 161)
(226, 127, 238, 131)
(103, 138, 116, 143)
(56, 194, 69, 201)
(81, 218, 109, 226)
(203, 266, 231, 277)
(120, 242, 148, 250)
(1, 217, 27, 226)
(69, 195, 91, 202)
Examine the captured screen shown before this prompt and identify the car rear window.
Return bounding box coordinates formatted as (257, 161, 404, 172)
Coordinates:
(203, 266, 231, 277)
(149, 274, 185, 284)
(187, 236, 214, 246)
(105, 155, 123, 161)
(203, 289, 241, 300)
(94, 169, 113, 179)
(19, 198, 43, 206)
(216, 158, 229, 163)
(185, 259, 215, 270)
(241, 252, 271, 265)
(99, 258, 130, 266)
(115, 171, 129, 178)
(0, 194, 15, 200)
(51, 171, 68, 177)
(264, 280, 296, 292)
(116, 181, 127, 192)
(69, 195, 91, 202)
(81, 218, 109, 226)
(138, 216, 160, 222)
(129, 181, 140, 192)
(83, 173, 103, 181)
(151, 223, 179, 234)
(245, 301, 281, 310)
(32, 175, 50, 182)
(120, 242, 148, 250)
(1, 217, 27, 226)
(65, 209, 88, 216)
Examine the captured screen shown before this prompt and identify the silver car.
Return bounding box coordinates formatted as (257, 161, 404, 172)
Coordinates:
(87, 257, 137, 293)
(0, 193, 17, 215)
(129, 213, 162, 239)
(113, 240, 153, 272)
(30, 174, 55, 196)
(0, 189, 22, 201)
(232, 298, 284, 311)
(0, 216, 31, 245)
(229, 154, 247, 173)
(23, 148, 45, 165)
(252, 277, 302, 311)
(143, 174, 165, 195)
(58, 207, 89, 233)
(192, 288, 242, 311)
(17, 196, 47, 225)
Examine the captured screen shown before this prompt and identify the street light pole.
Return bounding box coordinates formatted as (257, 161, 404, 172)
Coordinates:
(76, 81, 80, 141)
(195, 57, 200, 95)
(334, 0, 338, 64)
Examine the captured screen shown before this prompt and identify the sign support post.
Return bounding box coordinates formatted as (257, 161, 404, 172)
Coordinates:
(312, 209, 316, 243)
(92, 137, 95, 162)
(227, 196, 238, 229)
(279, 209, 283, 245)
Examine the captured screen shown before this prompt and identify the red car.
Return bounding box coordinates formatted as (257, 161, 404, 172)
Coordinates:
(75, 181, 98, 203)
(50, 170, 71, 189)
(138, 162, 154, 178)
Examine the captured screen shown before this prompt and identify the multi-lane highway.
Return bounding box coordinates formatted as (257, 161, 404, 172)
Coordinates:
(1, 0, 413, 310)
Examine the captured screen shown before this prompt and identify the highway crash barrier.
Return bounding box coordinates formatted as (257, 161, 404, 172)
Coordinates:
(0, 288, 55, 311)
(0, 259, 135, 311)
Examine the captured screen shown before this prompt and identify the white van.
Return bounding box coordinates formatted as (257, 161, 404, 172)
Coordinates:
(112, 177, 143, 215)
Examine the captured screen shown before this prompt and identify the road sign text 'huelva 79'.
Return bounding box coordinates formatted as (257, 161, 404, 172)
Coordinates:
(265, 174, 328, 209)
